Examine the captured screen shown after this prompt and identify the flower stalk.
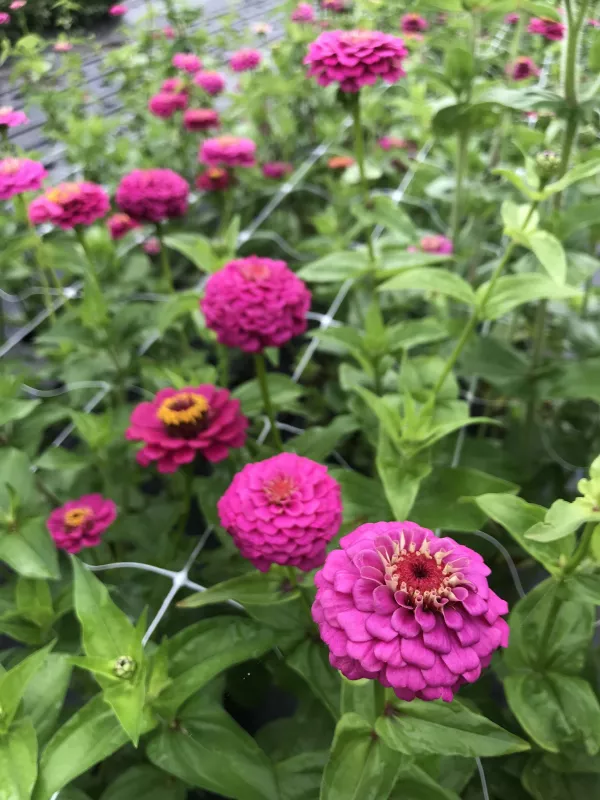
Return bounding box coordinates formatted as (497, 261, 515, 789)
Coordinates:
(254, 352, 284, 452)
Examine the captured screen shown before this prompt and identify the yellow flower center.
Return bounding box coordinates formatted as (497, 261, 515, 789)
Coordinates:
(64, 507, 93, 528)
(0, 158, 22, 175)
(240, 260, 271, 281)
(264, 475, 297, 504)
(46, 183, 80, 204)
(157, 392, 209, 427)
(216, 135, 239, 147)
(208, 167, 226, 179)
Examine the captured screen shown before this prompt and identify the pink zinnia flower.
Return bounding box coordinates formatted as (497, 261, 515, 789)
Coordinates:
(28, 182, 109, 229)
(321, 0, 346, 11)
(262, 161, 293, 180)
(143, 236, 161, 255)
(201, 256, 311, 353)
(200, 136, 256, 168)
(507, 56, 540, 81)
(291, 3, 315, 23)
(327, 155, 354, 169)
(163, 25, 175, 38)
(107, 212, 139, 240)
(161, 77, 187, 94)
(194, 70, 226, 96)
(218, 453, 342, 572)
(183, 108, 220, 132)
(172, 53, 203, 73)
(588, 19, 600, 28)
(401, 14, 428, 38)
(109, 4, 127, 16)
(304, 30, 409, 93)
(116, 168, 189, 223)
(230, 49, 262, 72)
(148, 92, 187, 118)
(419, 234, 453, 255)
(313, 521, 510, 702)
(126, 385, 248, 472)
(196, 167, 231, 192)
(0, 158, 47, 201)
(528, 17, 564, 41)
(505, 12, 519, 24)
(47, 494, 116, 554)
(0, 12, 10, 24)
(10, 1, 26, 9)
(379, 136, 409, 151)
(54, 41, 73, 52)
(0, 106, 28, 128)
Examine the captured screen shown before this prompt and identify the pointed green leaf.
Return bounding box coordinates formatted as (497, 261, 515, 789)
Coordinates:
(379, 267, 476, 306)
(163, 233, 216, 272)
(0, 517, 59, 580)
(22, 653, 72, 747)
(0, 718, 38, 800)
(287, 637, 341, 720)
(0, 641, 55, 732)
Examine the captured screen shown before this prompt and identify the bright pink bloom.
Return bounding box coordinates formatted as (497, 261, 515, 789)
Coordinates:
(0, 12, 10, 24)
(47, 494, 116, 554)
(0, 106, 28, 128)
(419, 234, 453, 255)
(29, 182, 109, 229)
(200, 136, 256, 168)
(505, 12, 519, 24)
(172, 52, 203, 73)
(196, 167, 231, 192)
(54, 41, 73, 52)
(292, 3, 315, 23)
(313, 521, 510, 702)
(194, 70, 226, 95)
(528, 17, 564, 41)
(116, 168, 189, 223)
(304, 30, 408, 93)
(262, 161, 293, 180)
(109, 4, 127, 16)
(321, 0, 346, 11)
(143, 237, 161, 255)
(507, 56, 540, 81)
(230, 49, 262, 72)
(401, 14, 428, 37)
(218, 453, 342, 572)
(0, 158, 47, 201)
(10, 1, 26, 9)
(163, 25, 175, 38)
(201, 256, 311, 353)
(588, 19, 600, 28)
(107, 212, 139, 240)
(379, 136, 409, 151)
(148, 92, 187, 118)
(126, 385, 248, 472)
(183, 108, 220, 132)
(161, 77, 187, 94)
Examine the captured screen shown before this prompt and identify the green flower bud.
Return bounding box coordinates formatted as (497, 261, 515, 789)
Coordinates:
(574, 456, 600, 513)
(535, 150, 561, 182)
(113, 655, 137, 680)
(579, 126, 597, 147)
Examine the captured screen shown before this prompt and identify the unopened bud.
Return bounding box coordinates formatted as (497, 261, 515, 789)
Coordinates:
(113, 655, 136, 679)
(579, 126, 597, 147)
(535, 150, 561, 182)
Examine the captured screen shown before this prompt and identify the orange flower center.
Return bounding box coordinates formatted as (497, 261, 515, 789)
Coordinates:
(208, 167, 226, 179)
(263, 475, 297, 504)
(157, 392, 209, 427)
(64, 507, 93, 528)
(216, 135, 239, 147)
(0, 158, 22, 175)
(46, 183, 80, 204)
(342, 30, 375, 44)
(240, 260, 270, 281)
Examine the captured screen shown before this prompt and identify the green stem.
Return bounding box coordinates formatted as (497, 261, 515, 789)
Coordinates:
(450, 129, 469, 249)
(254, 352, 284, 452)
(524, 299, 548, 440)
(218, 186, 234, 239)
(155, 223, 174, 293)
(351, 93, 375, 266)
(565, 519, 597, 574)
(16, 195, 60, 319)
(217, 343, 230, 388)
(75, 226, 103, 296)
(173, 469, 193, 540)
(286, 566, 314, 624)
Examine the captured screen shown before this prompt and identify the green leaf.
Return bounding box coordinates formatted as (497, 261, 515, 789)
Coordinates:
(543, 158, 600, 196)
(460, 336, 530, 392)
(0, 399, 40, 427)
(444, 44, 475, 87)
(147, 699, 279, 800)
(287, 637, 341, 721)
(379, 267, 476, 306)
(0, 518, 60, 580)
(233, 374, 304, 417)
(525, 499, 600, 543)
(284, 416, 358, 463)
(378, 252, 452, 273)
(390, 763, 462, 800)
(340, 678, 380, 725)
(164, 233, 216, 272)
(342, 161, 382, 185)
(524, 230, 567, 284)
(565, 570, 600, 604)
(354, 386, 403, 449)
(328, 469, 391, 526)
(16, 577, 54, 629)
(103, 665, 146, 747)
(478, 274, 580, 320)
(386, 318, 449, 352)
(376, 432, 431, 520)
(523, 754, 600, 799)
(0, 641, 54, 732)
(100, 765, 186, 800)
(432, 102, 501, 137)
(297, 251, 370, 283)
(320, 713, 401, 800)
(156, 292, 200, 333)
(22, 653, 72, 746)
(505, 672, 600, 755)
(376, 698, 529, 757)
(0, 718, 38, 800)
(493, 168, 539, 201)
(275, 752, 328, 800)
(0, 447, 36, 511)
(178, 570, 288, 609)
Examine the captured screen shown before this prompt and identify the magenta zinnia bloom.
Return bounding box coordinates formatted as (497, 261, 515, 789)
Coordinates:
(304, 29, 408, 93)
(107, 212, 139, 240)
(196, 167, 231, 192)
(0, 12, 10, 24)
(321, 0, 346, 11)
(262, 161, 293, 180)
(505, 12, 519, 24)
(194, 70, 226, 96)
(109, 4, 127, 16)
(201, 256, 311, 353)
(401, 14, 428, 37)
(200, 136, 256, 168)
(507, 56, 540, 81)
(230, 49, 262, 72)
(10, 1, 27, 8)
(218, 453, 342, 572)
(292, 3, 315, 23)
(126, 385, 248, 472)
(163, 25, 175, 39)
(47, 494, 116, 554)
(143, 236, 161, 255)
(183, 108, 220, 132)
(0, 106, 28, 128)
(0, 158, 47, 201)
(28, 182, 109, 229)
(419, 234, 453, 255)
(54, 41, 73, 52)
(379, 136, 409, 151)
(313, 521, 510, 702)
(528, 17, 564, 40)
(172, 52, 203, 73)
(116, 168, 189, 223)
(148, 92, 187, 118)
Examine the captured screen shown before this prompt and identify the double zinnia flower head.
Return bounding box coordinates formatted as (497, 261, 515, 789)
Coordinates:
(28, 182, 110, 229)
(0, 157, 46, 201)
(116, 168, 189, 223)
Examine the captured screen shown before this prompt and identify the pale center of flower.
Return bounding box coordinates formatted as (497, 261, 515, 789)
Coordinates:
(263, 474, 297, 504)
(216, 135, 239, 148)
(0, 158, 22, 175)
(64, 507, 93, 528)
(342, 30, 375, 44)
(240, 260, 270, 281)
(420, 235, 443, 252)
(157, 392, 209, 430)
(47, 183, 80, 204)
(0, 106, 14, 115)
(208, 167, 226, 179)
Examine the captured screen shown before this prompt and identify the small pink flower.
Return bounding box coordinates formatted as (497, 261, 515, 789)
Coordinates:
(252, 22, 271, 36)
(116, 168, 189, 223)
(200, 135, 256, 168)
(0, 158, 47, 201)
(401, 13, 428, 38)
(321, 0, 346, 11)
(148, 92, 187, 118)
(379, 136, 409, 151)
(505, 12, 519, 24)
(172, 52, 203, 73)
(0, 106, 28, 128)
(109, 4, 128, 16)
(262, 161, 293, 180)
(313, 522, 509, 702)
(588, 19, 600, 28)
(163, 25, 175, 38)
(328, 155, 354, 169)
(47, 494, 116, 554)
(10, 1, 26, 9)
(418, 234, 453, 255)
(183, 108, 220, 132)
(0, 12, 10, 24)
(305, 29, 408, 93)
(29, 182, 109, 229)
(54, 41, 73, 52)
(230, 49, 262, 72)
(161, 77, 188, 94)
(201, 255, 311, 353)
(126, 386, 248, 472)
(218, 453, 342, 572)
(194, 70, 226, 96)
(143, 236, 161, 255)
(291, 3, 315, 23)
(196, 167, 231, 192)
(107, 212, 139, 240)
(507, 56, 540, 81)
(528, 17, 564, 41)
